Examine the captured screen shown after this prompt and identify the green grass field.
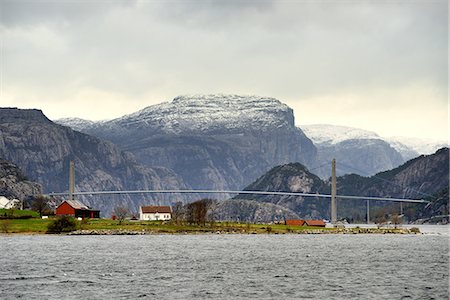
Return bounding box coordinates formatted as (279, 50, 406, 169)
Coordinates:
(0, 216, 334, 234)
(0, 208, 39, 218)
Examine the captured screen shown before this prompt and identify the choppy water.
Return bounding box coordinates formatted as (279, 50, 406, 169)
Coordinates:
(1, 227, 449, 299)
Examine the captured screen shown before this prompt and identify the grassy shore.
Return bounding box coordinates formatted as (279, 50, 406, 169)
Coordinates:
(0, 217, 417, 235)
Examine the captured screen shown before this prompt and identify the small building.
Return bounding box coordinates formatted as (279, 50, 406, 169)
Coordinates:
(305, 219, 326, 227)
(0, 196, 20, 209)
(285, 219, 305, 226)
(140, 206, 172, 221)
(55, 200, 100, 219)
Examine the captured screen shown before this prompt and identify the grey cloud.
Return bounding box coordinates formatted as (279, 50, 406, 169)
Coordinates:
(1, 0, 447, 123)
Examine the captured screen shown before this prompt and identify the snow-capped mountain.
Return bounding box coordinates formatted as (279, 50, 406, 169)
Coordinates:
(387, 136, 448, 156)
(300, 124, 447, 161)
(105, 94, 294, 134)
(55, 117, 97, 132)
(56, 94, 317, 191)
(301, 124, 381, 146)
(300, 124, 405, 177)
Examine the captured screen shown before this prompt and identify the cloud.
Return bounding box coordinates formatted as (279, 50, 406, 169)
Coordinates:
(1, 0, 447, 139)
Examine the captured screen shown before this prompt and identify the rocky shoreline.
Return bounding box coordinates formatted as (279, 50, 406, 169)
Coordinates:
(67, 227, 419, 235)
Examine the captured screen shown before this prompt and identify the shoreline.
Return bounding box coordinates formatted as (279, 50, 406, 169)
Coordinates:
(1, 227, 421, 236)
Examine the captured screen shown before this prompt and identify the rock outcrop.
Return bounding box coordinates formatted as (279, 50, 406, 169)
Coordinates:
(0, 158, 42, 200)
(234, 163, 330, 219)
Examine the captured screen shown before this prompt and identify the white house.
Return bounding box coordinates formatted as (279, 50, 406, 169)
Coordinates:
(0, 196, 20, 209)
(139, 206, 172, 221)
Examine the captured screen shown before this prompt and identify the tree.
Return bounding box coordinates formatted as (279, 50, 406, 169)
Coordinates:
(390, 214, 403, 229)
(186, 199, 213, 226)
(114, 206, 129, 224)
(47, 216, 77, 233)
(171, 201, 185, 224)
(31, 195, 50, 217)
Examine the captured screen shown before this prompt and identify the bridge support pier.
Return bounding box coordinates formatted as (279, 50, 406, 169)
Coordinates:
(331, 159, 337, 224)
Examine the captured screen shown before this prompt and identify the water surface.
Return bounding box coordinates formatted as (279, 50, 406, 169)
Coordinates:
(1, 230, 448, 299)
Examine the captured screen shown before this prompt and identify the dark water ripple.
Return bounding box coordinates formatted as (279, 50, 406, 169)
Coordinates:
(0, 234, 448, 299)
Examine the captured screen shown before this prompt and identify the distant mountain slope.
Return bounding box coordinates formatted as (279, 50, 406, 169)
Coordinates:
(301, 124, 447, 162)
(0, 158, 42, 200)
(387, 136, 448, 156)
(301, 124, 405, 178)
(57, 94, 317, 191)
(0, 108, 189, 216)
(337, 147, 449, 199)
(301, 124, 381, 146)
(233, 148, 448, 221)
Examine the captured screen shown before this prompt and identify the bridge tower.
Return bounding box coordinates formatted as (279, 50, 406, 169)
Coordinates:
(69, 161, 75, 200)
(331, 158, 337, 224)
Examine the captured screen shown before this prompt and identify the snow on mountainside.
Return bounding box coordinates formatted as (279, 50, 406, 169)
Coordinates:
(300, 124, 380, 146)
(55, 117, 97, 132)
(387, 136, 448, 155)
(109, 94, 294, 133)
(300, 124, 447, 159)
(53, 94, 316, 191)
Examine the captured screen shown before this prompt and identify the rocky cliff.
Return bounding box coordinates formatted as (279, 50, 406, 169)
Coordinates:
(57, 95, 317, 191)
(0, 158, 42, 200)
(0, 108, 189, 216)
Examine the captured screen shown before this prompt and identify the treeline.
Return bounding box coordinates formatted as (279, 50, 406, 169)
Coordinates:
(172, 199, 215, 226)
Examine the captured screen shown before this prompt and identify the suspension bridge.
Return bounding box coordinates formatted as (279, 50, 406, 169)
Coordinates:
(46, 160, 430, 224)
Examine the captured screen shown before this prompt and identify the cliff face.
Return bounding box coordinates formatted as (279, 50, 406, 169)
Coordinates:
(0, 108, 188, 216)
(58, 95, 317, 191)
(0, 158, 42, 200)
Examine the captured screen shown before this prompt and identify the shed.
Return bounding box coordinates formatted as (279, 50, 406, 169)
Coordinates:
(55, 200, 100, 219)
(140, 206, 172, 221)
(305, 219, 326, 227)
(285, 219, 305, 226)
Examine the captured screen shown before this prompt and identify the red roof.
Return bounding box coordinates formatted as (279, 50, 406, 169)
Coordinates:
(141, 206, 172, 214)
(305, 220, 326, 227)
(286, 220, 305, 226)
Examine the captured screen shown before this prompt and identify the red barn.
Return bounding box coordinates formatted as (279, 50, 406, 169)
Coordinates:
(285, 219, 305, 226)
(55, 200, 100, 219)
(305, 220, 326, 227)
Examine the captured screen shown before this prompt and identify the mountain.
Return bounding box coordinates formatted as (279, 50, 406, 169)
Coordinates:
(336, 147, 449, 199)
(0, 108, 189, 216)
(233, 148, 448, 222)
(56, 94, 317, 192)
(234, 163, 330, 219)
(0, 158, 42, 200)
(386, 136, 448, 157)
(301, 124, 405, 178)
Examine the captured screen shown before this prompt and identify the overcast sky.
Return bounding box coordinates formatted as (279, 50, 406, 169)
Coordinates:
(1, 0, 448, 140)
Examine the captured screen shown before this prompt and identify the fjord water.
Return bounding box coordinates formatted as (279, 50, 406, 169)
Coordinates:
(1, 228, 448, 299)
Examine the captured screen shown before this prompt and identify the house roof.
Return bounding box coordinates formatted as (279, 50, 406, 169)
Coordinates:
(286, 219, 305, 226)
(305, 220, 326, 227)
(62, 199, 89, 210)
(141, 206, 172, 214)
